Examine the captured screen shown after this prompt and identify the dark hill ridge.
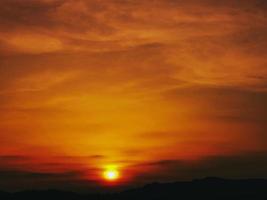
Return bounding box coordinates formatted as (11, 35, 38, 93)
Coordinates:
(1, 177, 267, 200)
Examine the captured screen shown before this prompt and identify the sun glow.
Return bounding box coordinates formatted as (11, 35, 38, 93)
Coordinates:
(103, 165, 120, 181)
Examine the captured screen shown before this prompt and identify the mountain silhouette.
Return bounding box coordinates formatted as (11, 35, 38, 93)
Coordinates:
(1, 177, 267, 200)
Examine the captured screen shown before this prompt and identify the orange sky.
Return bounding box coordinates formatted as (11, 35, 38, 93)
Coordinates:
(0, 0, 267, 191)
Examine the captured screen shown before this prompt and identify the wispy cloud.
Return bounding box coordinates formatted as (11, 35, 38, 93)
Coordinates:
(0, 0, 267, 188)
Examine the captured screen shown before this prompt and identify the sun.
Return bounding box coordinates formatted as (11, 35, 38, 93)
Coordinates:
(104, 169, 119, 180)
(103, 165, 120, 181)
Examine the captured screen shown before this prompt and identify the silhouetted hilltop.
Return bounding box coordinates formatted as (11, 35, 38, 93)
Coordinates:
(115, 177, 267, 200)
(1, 178, 267, 200)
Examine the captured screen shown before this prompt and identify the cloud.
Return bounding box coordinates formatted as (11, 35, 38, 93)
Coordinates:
(1, 152, 267, 190)
(0, 170, 88, 191)
(0, 0, 63, 30)
(0, 0, 266, 54)
(0, 154, 107, 191)
(164, 86, 267, 122)
(6, 34, 63, 54)
(0, 170, 82, 180)
(130, 152, 267, 184)
(0, 0, 267, 189)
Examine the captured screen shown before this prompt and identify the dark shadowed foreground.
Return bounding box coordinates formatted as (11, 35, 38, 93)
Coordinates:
(1, 178, 267, 200)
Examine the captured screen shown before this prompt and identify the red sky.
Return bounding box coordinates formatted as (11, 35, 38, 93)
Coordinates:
(0, 0, 267, 191)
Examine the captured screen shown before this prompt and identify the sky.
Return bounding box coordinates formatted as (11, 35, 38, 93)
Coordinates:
(0, 0, 267, 192)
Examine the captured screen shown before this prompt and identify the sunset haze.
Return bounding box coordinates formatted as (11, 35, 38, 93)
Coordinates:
(0, 0, 267, 191)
